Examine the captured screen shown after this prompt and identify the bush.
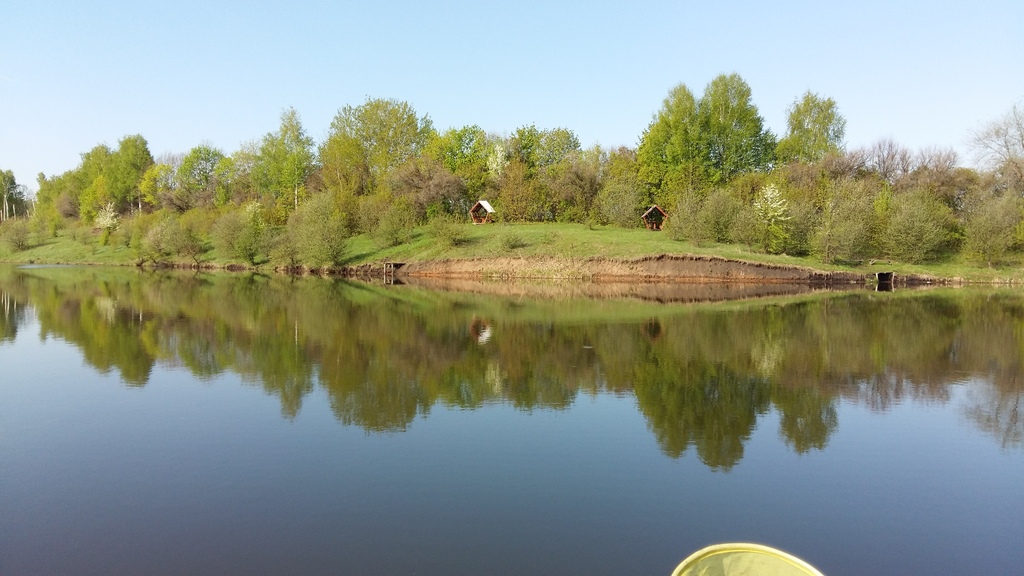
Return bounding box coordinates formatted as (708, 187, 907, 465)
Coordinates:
(697, 189, 740, 244)
(213, 202, 268, 265)
(663, 190, 700, 242)
(429, 214, 467, 248)
(729, 205, 761, 249)
(883, 190, 958, 263)
(499, 229, 527, 250)
(288, 193, 347, 266)
(596, 179, 643, 228)
(371, 197, 416, 248)
(814, 181, 878, 263)
(964, 193, 1020, 266)
(142, 215, 181, 263)
(0, 219, 31, 251)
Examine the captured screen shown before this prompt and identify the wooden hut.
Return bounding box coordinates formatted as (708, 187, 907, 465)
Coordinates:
(642, 205, 667, 231)
(470, 200, 495, 224)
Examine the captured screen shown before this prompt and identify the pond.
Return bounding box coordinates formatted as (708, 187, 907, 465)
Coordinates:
(0, 266, 1021, 575)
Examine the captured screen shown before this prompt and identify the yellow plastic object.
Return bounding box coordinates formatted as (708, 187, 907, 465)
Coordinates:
(671, 543, 825, 576)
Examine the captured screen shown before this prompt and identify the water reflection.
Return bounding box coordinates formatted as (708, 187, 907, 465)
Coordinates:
(1, 266, 1021, 469)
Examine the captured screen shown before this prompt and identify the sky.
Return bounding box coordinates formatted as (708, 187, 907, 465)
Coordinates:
(2, 0, 1022, 191)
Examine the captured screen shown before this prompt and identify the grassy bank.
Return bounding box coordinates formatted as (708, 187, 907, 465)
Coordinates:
(2, 221, 1023, 283)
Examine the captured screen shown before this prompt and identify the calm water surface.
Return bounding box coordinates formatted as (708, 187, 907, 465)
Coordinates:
(0, 266, 1021, 575)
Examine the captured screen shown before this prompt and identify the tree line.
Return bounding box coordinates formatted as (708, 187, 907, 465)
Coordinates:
(3, 74, 1024, 267)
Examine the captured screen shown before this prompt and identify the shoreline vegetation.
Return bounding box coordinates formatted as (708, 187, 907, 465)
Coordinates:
(0, 220, 1017, 286)
(2, 77, 1023, 284)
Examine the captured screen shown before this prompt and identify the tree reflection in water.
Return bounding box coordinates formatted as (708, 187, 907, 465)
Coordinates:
(1, 265, 1022, 468)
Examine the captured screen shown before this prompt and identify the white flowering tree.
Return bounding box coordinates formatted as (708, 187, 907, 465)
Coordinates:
(95, 202, 120, 245)
(753, 184, 791, 254)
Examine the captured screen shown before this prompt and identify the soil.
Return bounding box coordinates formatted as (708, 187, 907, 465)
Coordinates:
(383, 254, 944, 286)
(398, 276, 854, 304)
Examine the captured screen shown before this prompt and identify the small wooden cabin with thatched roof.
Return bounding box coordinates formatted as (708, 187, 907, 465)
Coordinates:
(470, 200, 495, 224)
(642, 205, 667, 231)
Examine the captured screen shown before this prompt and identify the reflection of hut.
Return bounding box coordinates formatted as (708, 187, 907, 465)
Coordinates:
(469, 317, 492, 344)
(642, 205, 667, 230)
(641, 319, 663, 341)
(470, 200, 495, 224)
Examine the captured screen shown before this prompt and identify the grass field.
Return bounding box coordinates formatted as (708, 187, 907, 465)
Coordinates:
(2, 221, 1024, 283)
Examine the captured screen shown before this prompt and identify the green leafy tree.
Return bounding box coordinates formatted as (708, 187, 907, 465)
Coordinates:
(637, 83, 701, 204)
(107, 135, 154, 213)
(176, 144, 225, 210)
(424, 125, 491, 199)
(776, 91, 846, 164)
(696, 73, 776, 185)
(320, 97, 434, 197)
(139, 163, 176, 210)
(253, 108, 316, 220)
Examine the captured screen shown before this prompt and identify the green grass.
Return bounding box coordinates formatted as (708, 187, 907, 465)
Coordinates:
(4, 221, 1024, 283)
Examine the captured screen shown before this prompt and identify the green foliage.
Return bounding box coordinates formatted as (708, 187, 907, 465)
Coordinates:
(213, 202, 268, 265)
(696, 74, 776, 185)
(776, 91, 846, 164)
(496, 160, 545, 222)
(175, 144, 224, 210)
(637, 84, 701, 198)
(499, 229, 527, 250)
(424, 125, 491, 199)
(0, 219, 31, 251)
(371, 196, 416, 248)
(428, 214, 468, 248)
(963, 192, 1021, 266)
(814, 180, 878, 263)
(254, 108, 316, 222)
(637, 74, 775, 198)
(142, 214, 181, 263)
(321, 98, 434, 196)
(884, 190, 958, 263)
(287, 192, 347, 267)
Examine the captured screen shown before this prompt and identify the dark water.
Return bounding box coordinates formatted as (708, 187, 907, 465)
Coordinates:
(0, 266, 1021, 576)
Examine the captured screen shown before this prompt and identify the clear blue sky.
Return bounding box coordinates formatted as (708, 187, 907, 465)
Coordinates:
(2, 0, 1022, 191)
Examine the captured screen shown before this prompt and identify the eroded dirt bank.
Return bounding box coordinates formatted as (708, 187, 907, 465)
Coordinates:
(391, 254, 941, 285)
(398, 276, 840, 304)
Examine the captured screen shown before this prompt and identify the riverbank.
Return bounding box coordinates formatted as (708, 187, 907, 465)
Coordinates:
(0, 221, 1019, 284)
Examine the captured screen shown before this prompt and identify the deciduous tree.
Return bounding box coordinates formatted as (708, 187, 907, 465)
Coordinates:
(776, 91, 846, 164)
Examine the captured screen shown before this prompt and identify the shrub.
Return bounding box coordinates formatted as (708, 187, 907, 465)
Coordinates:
(696, 189, 740, 244)
(371, 197, 416, 248)
(814, 181, 878, 263)
(429, 214, 467, 248)
(883, 190, 958, 263)
(142, 215, 181, 263)
(213, 202, 268, 265)
(0, 219, 31, 251)
(499, 229, 527, 250)
(288, 193, 347, 266)
(963, 193, 1020, 266)
(596, 179, 643, 228)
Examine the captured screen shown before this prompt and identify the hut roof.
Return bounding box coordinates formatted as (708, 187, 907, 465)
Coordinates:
(642, 205, 667, 219)
(472, 200, 495, 213)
